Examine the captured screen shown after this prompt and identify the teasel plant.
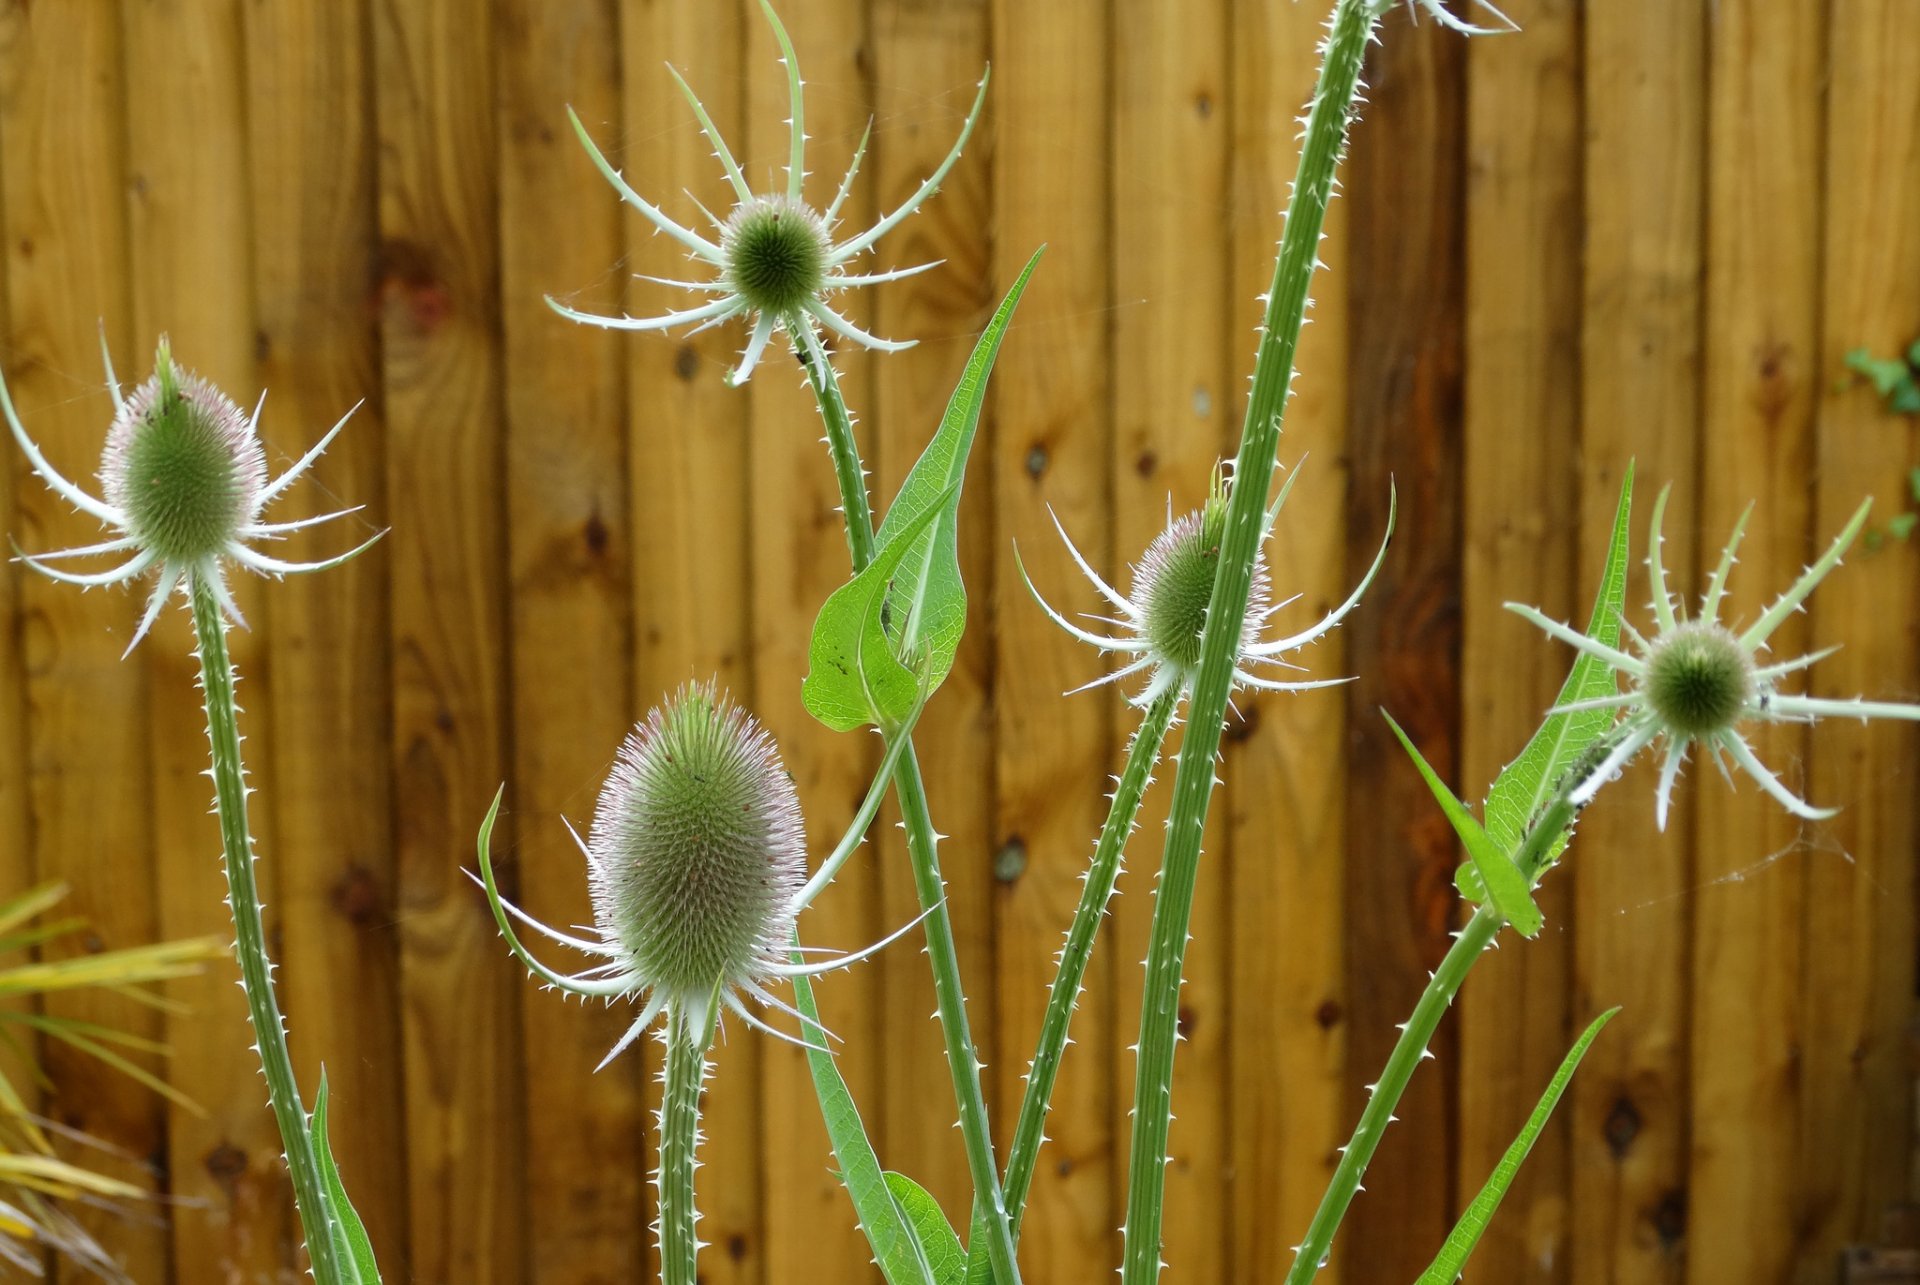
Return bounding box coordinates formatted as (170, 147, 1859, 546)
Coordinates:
(556, 1, 1035, 1277)
(0, 881, 224, 1280)
(474, 680, 941, 1285)
(2, 339, 384, 1283)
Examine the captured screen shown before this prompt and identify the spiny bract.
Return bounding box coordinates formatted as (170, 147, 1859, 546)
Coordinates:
(549, 0, 985, 386)
(4, 335, 378, 654)
(589, 682, 805, 1019)
(1510, 484, 1920, 829)
(1024, 463, 1394, 710)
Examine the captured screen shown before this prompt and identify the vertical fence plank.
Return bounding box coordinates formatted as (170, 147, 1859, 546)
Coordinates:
(612, 0, 761, 1278)
(743, 1, 881, 1276)
(120, 0, 295, 1276)
(374, 3, 523, 1278)
(1109, 0, 1232, 1276)
(1455, 1, 1584, 1280)
(989, 0, 1116, 1274)
(497, 3, 645, 1281)
(1802, 1, 1920, 1277)
(1689, 0, 1826, 1279)
(1572, 4, 1706, 1284)
(0, 7, 167, 1280)
(1223, 1, 1356, 1279)
(1338, 11, 1467, 1280)
(870, 0, 996, 1225)
(244, 0, 408, 1271)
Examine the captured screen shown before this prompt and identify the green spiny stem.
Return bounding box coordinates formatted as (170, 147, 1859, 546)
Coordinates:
(1282, 743, 1610, 1283)
(1120, 2, 1384, 1280)
(964, 688, 1178, 1285)
(1027, 694, 1179, 1224)
(658, 1024, 707, 1285)
(190, 573, 342, 1282)
(795, 337, 1023, 1284)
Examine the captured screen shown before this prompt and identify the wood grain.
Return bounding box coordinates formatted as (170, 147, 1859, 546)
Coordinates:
(243, 0, 410, 1273)
(1688, 0, 1825, 1279)
(1223, 1, 1357, 1279)
(1572, 4, 1706, 1283)
(1455, 1, 1584, 1280)
(1109, 0, 1232, 1275)
(988, 0, 1117, 1275)
(1338, 10, 1468, 1279)
(374, 2, 523, 1278)
(498, 2, 646, 1281)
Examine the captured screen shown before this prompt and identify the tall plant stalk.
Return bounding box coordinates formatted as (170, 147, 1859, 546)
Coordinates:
(190, 572, 341, 1281)
(1119, 2, 1387, 1279)
(794, 337, 1023, 1285)
(657, 1028, 708, 1285)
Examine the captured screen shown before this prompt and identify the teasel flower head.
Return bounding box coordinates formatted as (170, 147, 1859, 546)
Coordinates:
(1509, 486, 1920, 831)
(4, 334, 379, 655)
(548, 0, 986, 387)
(1021, 462, 1395, 711)
(476, 681, 925, 1059)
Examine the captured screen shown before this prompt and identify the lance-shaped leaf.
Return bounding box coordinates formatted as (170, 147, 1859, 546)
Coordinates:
(1473, 462, 1636, 892)
(885, 1171, 965, 1285)
(1384, 711, 1542, 938)
(871, 247, 1044, 697)
(1415, 1007, 1620, 1284)
(803, 491, 953, 732)
(312, 1071, 382, 1283)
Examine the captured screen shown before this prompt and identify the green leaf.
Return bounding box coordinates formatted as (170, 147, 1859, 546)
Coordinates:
(885, 1172, 966, 1285)
(802, 494, 953, 733)
(1384, 712, 1542, 938)
(312, 1071, 382, 1283)
(1907, 467, 1920, 504)
(1481, 462, 1635, 880)
(1846, 346, 1911, 397)
(1889, 513, 1917, 541)
(1415, 1008, 1620, 1284)
(872, 247, 1044, 698)
(789, 963, 935, 1285)
(1892, 382, 1920, 415)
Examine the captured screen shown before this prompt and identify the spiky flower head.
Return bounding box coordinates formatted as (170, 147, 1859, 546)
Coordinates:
(475, 680, 926, 1062)
(1510, 485, 1920, 830)
(4, 334, 378, 654)
(548, 0, 987, 387)
(587, 682, 805, 1042)
(1023, 463, 1394, 710)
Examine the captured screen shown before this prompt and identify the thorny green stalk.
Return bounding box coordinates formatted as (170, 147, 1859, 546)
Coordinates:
(965, 687, 1180, 1281)
(1282, 735, 1619, 1283)
(657, 1026, 708, 1285)
(1120, 2, 1387, 1279)
(190, 573, 342, 1282)
(794, 336, 1023, 1285)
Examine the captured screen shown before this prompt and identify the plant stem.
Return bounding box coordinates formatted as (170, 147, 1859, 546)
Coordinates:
(1120, 2, 1384, 1280)
(657, 1024, 707, 1285)
(795, 337, 1023, 1284)
(1007, 690, 1178, 1228)
(189, 573, 342, 1282)
(1282, 751, 1601, 1283)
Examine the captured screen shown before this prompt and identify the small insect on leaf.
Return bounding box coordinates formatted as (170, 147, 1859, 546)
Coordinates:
(1384, 710, 1543, 938)
(1415, 1008, 1620, 1285)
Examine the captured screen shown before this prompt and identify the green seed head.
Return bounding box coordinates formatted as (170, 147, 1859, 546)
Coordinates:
(1643, 622, 1753, 737)
(587, 682, 804, 1005)
(100, 339, 264, 564)
(1132, 470, 1269, 675)
(721, 195, 830, 316)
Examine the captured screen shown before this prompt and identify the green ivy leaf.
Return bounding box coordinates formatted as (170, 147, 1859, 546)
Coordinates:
(1384, 712, 1541, 938)
(802, 494, 953, 733)
(1477, 462, 1635, 888)
(885, 1172, 966, 1285)
(1415, 1008, 1620, 1284)
(1889, 513, 1917, 541)
(872, 248, 1044, 699)
(311, 1070, 382, 1283)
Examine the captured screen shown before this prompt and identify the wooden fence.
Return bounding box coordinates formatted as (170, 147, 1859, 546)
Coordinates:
(0, 0, 1913, 1281)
